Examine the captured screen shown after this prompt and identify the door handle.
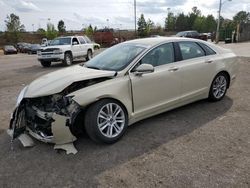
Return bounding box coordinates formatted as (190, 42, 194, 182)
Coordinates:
(205, 60, 213, 64)
(168, 67, 179, 72)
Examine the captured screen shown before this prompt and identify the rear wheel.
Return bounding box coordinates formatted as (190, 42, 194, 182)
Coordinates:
(40, 61, 51, 67)
(208, 72, 228, 101)
(85, 99, 128, 144)
(63, 52, 73, 66)
(86, 50, 93, 61)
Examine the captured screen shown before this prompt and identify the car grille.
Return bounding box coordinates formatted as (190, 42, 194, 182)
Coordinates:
(41, 48, 57, 52)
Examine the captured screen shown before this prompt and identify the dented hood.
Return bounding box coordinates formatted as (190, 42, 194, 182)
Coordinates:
(25, 65, 116, 98)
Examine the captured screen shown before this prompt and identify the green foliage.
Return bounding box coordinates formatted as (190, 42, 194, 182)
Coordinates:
(85, 24, 94, 38)
(222, 19, 236, 30)
(205, 15, 217, 32)
(193, 16, 206, 33)
(175, 13, 188, 31)
(37, 28, 45, 34)
(45, 23, 58, 40)
(137, 14, 147, 37)
(137, 14, 156, 37)
(4, 13, 25, 43)
(165, 12, 176, 31)
(146, 19, 155, 35)
(57, 20, 66, 33)
(233, 11, 250, 24)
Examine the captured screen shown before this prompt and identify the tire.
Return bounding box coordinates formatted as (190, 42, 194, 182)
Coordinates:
(84, 99, 128, 144)
(86, 50, 93, 61)
(208, 72, 229, 101)
(63, 52, 73, 66)
(40, 61, 51, 67)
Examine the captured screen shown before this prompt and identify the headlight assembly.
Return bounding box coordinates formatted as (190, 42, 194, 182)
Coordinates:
(53, 49, 63, 54)
(16, 86, 28, 106)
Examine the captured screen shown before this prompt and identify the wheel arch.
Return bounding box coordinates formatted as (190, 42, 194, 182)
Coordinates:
(84, 97, 129, 117)
(72, 97, 129, 136)
(216, 70, 231, 88)
(64, 50, 72, 56)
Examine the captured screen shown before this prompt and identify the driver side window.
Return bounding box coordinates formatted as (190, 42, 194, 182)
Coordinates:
(72, 37, 79, 45)
(140, 43, 174, 67)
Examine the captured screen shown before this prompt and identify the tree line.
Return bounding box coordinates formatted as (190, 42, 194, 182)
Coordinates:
(3, 8, 250, 43)
(3, 13, 98, 43)
(137, 7, 250, 37)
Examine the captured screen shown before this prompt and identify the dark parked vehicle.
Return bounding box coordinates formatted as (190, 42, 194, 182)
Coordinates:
(176, 31, 208, 41)
(16, 42, 25, 52)
(3, 45, 17, 55)
(17, 43, 31, 53)
(22, 43, 31, 53)
(27, 44, 41, 54)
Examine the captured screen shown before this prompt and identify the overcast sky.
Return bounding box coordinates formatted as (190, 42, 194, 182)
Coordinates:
(0, 0, 249, 31)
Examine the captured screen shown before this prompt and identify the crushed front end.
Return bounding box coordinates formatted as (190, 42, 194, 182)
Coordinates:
(9, 93, 81, 154)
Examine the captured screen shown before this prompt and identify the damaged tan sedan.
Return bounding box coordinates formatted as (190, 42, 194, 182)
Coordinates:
(8, 37, 238, 154)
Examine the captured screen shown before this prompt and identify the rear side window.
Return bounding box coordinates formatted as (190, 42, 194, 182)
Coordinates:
(78, 37, 86, 44)
(83, 36, 92, 43)
(179, 41, 205, 60)
(198, 43, 216, 55)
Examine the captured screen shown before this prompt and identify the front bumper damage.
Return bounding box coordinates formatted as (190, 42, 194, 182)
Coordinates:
(8, 94, 81, 154)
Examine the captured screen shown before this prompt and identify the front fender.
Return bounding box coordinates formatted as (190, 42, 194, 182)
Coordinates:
(71, 76, 133, 119)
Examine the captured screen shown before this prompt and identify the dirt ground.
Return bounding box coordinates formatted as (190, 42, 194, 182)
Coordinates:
(0, 45, 249, 187)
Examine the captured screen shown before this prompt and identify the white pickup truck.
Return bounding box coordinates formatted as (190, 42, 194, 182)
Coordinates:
(37, 36, 94, 67)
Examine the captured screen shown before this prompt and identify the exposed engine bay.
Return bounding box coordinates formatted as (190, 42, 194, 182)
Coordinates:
(9, 77, 113, 154)
(10, 95, 80, 149)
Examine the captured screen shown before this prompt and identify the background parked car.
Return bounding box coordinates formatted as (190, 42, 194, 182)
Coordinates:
(22, 43, 31, 53)
(27, 44, 41, 54)
(176, 31, 208, 41)
(3, 45, 17, 55)
(17, 43, 31, 53)
(16, 42, 25, 53)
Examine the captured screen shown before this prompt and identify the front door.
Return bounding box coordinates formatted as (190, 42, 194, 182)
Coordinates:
(71, 37, 81, 57)
(129, 42, 181, 117)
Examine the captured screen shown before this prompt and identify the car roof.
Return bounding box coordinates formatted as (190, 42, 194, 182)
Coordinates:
(124, 37, 204, 48)
(56, 35, 86, 39)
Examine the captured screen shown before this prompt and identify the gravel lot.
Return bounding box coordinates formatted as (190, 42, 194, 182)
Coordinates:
(0, 45, 249, 187)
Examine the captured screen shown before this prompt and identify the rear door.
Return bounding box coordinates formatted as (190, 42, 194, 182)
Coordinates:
(175, 41, 216, 101)
(78, 36, 88, 56)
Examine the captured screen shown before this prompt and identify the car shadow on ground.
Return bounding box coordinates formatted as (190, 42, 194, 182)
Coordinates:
(0, 97, 233, 187)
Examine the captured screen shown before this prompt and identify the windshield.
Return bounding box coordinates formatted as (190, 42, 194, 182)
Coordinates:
(85, 43, 146, 71)
(50, 37, 71, 46)
(5, 45, 14, 49)
(176, 32, 185, 37)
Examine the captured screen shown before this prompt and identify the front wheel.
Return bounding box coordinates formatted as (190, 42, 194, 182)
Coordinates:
(84, 99, 128, 144)
(40, 61, 51, 67)
(63, 52, 73, 66)
(208, 72, 228, 101)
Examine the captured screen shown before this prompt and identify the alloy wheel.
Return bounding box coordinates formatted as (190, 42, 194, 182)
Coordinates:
(212, 75, 227, 99)
(97, 103, 125, 138)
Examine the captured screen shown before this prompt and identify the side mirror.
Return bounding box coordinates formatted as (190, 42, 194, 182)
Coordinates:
(134, 64, 154, 76)
(72, 41, 78, 45)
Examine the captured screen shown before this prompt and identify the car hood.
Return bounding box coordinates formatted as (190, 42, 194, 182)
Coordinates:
(24, 65, 116, 98)
(43, 45, 70, 50)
